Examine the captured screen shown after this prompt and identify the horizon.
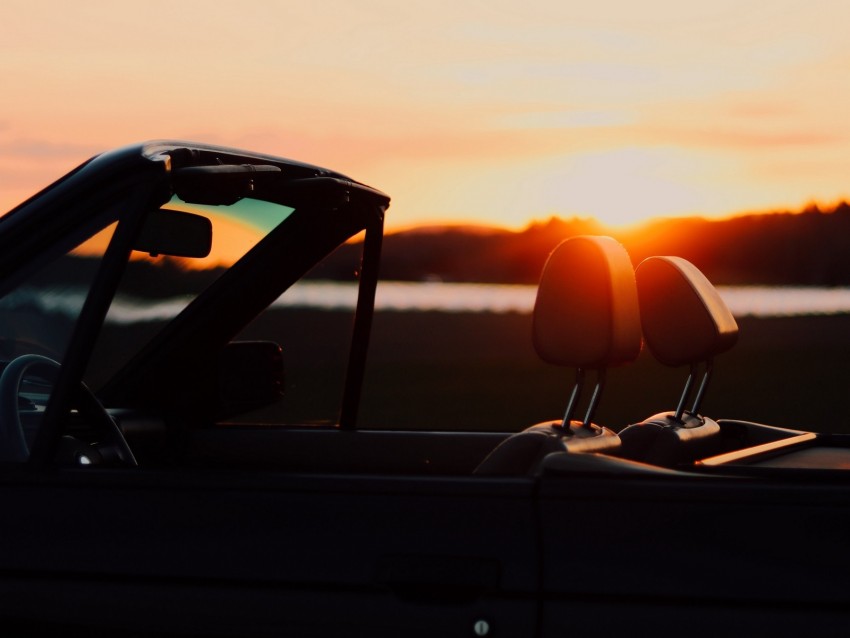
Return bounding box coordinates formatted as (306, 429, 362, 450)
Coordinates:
(3, 1, 850, 230)
(383, 196, 850, 235)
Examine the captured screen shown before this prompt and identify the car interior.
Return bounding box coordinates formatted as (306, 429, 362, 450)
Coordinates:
(114, 232, 847, 478)
(4, 143, 848, 480)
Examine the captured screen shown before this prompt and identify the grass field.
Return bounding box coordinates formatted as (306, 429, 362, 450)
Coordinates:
(233, 309, 850, 434)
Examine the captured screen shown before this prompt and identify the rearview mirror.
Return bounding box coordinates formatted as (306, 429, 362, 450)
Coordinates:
(134, 209, 212, 258)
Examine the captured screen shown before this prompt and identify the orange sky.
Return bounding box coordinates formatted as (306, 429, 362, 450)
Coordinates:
(2, 0, 850, 228)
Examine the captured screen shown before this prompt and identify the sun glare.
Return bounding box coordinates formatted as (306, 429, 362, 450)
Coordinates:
(383, 147, 727, 230)
(535, 148, 711, 228)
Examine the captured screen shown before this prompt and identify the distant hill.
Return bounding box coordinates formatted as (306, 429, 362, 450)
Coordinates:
(312, 201, 850, 286)
(46, 201, 850, 290)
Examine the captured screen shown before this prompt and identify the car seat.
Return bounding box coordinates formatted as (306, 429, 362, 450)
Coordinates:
(617, 256, 738, 467)
(475, 236, 642, 475)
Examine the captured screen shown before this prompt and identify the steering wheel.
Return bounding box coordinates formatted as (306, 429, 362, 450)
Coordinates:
(0, 354, 137, 466)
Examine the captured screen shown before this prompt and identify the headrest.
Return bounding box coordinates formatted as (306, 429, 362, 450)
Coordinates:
(635, 256, 738, 367)
(533, 236, 642, 368)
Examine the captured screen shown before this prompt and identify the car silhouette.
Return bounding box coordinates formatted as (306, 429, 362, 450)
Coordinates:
(1, 141, 848, 637)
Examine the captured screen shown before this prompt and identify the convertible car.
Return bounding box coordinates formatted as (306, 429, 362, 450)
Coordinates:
(1, 141, 849, 636)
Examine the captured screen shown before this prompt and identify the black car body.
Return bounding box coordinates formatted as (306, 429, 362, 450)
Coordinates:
(1, 141, 849, 637)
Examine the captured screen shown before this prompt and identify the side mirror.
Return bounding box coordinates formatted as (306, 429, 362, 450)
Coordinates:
(217, 341, 284, 419)
(134, 209, 212, 258)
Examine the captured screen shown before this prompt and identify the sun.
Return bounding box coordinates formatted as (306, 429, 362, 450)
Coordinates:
(380, 146, 724, 230)
(531, 147, 716, 228)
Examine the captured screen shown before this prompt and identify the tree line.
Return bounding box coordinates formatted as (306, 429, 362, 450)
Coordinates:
(47, 200, 850, 290)
(317, 201, 850, 286)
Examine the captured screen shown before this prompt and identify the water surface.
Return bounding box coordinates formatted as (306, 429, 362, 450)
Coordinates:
(18, 282, 850, 324)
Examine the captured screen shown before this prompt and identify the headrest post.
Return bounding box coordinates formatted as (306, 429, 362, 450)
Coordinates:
(560, 368, 585, 430)
(690, 359, 714, 416)
(582, 368, 607, 429)
(674, 363, 698, 422)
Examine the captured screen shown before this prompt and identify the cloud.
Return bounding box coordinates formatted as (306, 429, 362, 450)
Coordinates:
(0, 138, 101, 213)
(648, 126, 843, 150)
(640, 95, 847, 151)
(0, 138, 101, 161)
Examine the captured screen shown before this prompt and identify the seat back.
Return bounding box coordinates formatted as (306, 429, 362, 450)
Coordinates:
(636, 256, 737, 367)
(476, 236, 642, 475)
(533, 235, 642, 368)
(618, 256, 738, 466)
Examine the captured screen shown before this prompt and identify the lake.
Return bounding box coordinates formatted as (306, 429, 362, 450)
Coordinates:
(101, 281, 850, 323)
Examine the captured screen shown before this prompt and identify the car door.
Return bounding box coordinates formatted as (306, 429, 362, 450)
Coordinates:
(536, 463, 850, 637)
(0, 467, 538, 637)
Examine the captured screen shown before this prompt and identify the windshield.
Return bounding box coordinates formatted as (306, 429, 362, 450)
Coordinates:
(86, 195, 296, 389)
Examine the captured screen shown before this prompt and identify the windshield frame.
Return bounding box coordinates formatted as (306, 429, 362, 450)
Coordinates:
(99, 183, 387, 430)
(28, 191, 172, 465)
(1, 141, 390, 466)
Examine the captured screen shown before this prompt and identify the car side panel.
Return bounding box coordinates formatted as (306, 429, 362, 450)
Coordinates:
(538, 474, 850, 636)
(0, 469, 538, 637)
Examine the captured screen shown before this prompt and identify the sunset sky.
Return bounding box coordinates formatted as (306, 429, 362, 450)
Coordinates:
(2, 0, 850, 229)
